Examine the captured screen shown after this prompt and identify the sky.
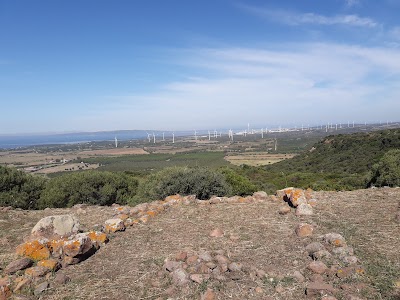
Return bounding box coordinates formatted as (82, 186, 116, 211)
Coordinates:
(1, 0, 400, 134)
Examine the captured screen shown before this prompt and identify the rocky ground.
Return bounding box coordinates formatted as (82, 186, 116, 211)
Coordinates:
(1, 188, 399, 300)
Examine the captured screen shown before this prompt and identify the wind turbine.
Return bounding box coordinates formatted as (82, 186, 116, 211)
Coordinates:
(194, 130, 197, 141)
(274, 138, 278, 151)
(115, 136, 118, 148)
(172, 133, 175, 144)
(153, 133, 156, 144)
(162, 132, 165, 141)
(208, 130, 211, 141)
(261, 128, 264, 139)
(147, 133, 151, 143)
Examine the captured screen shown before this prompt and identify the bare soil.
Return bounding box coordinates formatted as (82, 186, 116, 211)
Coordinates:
(1, 188, 399, 300)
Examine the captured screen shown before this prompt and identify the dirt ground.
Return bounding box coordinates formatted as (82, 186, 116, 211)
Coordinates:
(225, 153, 296, 166)
(1, 188, 399, 300)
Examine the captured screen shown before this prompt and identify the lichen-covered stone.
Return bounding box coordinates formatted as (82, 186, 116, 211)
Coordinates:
(25, 266, 49, 277)
(295, 223, 314, 237)
(15, 240, 50, 261)
(63, 234, 94, 257)
(104, 218, 125, 233)
(37, 259, 60, 271)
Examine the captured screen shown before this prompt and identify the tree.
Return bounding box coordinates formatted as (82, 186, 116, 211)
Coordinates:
(369, 149, 400, 187)
(0, 166, 46, 209)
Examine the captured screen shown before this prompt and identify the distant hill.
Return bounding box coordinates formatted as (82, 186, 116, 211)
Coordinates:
(270, 128, 400, 174)
(239, 129, 400, 191)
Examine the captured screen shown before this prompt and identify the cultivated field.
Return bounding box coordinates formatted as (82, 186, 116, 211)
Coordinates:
(225, 153, 296, 166)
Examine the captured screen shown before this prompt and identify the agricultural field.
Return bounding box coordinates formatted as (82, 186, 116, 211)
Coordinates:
(225, 152, 296, 166)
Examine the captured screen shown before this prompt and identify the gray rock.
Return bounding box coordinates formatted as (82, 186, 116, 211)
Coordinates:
(31, 215, 80, 239)
(295, 203, 313, 216)
(34, 281, 49, 296)
(306, 242, 326, 256)
(171, 268, 189, 286)
(5, 258, 33, 274)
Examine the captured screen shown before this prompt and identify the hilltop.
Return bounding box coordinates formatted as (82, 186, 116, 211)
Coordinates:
(1, 188, 399, 300)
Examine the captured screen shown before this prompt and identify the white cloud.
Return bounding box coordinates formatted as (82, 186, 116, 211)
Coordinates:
(239, 5, 378, 28)
(77, 42, 400, 131)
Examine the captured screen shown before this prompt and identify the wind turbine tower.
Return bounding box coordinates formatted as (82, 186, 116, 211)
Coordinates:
(115, 136, 118, 148)
(172, 133, 175, 144)
(153, 133, 156, 144)
(208, 130, 211, 141)
(162, 132, 165, 141)
(194, 130, 197, 141)
(261, 128, 264, 139)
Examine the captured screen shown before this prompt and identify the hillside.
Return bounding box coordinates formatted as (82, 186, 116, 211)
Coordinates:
(270, 129, 400, 174)
(1, 188, 399, 300)
(237, 129, 400, 192)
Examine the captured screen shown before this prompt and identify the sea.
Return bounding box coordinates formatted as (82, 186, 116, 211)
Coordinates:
(0, 130, 173, 149)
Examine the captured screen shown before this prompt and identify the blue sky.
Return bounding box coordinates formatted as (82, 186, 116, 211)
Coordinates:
(1, 0, 400, 134)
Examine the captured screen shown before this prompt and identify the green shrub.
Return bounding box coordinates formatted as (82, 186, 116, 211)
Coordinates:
(218, 167, 257, 196)
(369, 149, 400, 187)
(38, 171, 138, 208)
(135, 167, 232, 201)
(0, 166, 47, 209)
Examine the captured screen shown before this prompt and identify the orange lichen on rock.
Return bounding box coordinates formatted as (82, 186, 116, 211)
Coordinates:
(146, 210, 158, 218)
(87, 231, 108, 245)
(37, 259, 60, 271)
(15, 240, 51, 261)
(139, 215, 149, 224)
(48, 239, 66, 258)
(104, 218, 125, 233)
(116, 214, 129, 221)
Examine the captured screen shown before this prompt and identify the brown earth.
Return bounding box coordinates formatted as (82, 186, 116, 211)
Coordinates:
(1, 188, 399, 299)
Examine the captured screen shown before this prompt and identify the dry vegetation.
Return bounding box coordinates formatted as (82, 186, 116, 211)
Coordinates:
(1, 188, 399, 299)
(225, 153, 296, 166)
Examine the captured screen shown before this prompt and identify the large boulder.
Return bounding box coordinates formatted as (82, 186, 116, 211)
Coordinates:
(31, 215, 80, 239)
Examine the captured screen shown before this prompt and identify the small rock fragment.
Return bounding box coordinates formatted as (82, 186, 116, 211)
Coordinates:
(295, 203, 313, 216)
(209, 228, 224, 238)
(292, 270, 305, 283)
(34, 281, 49, 296)
(308, 261, 327, 274)
(201, 288, 216, 300)
(295, 223, 314, 237)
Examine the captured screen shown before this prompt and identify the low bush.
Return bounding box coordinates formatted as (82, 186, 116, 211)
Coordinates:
(135, 167, 232, 201)
(0, 166, 47, 209)
(38, 171, 138, 208)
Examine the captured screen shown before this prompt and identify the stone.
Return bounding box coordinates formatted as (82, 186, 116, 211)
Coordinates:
(0, 286, 11, 300)
(62, 256, 80, 267)
(342, 256, 358, 265)
(332, 246, 354, 257)
(215, 255, 229, 265)
(308, 261, 327, 274)
(31, 215, 80, 239)
(186, 255, 199, 265)
(276, 187, 294, 200)
(201, 288, 216, 300)
(306, 282, 336, 296)
(33, 281, 49, 296)
(164, 260, 182, 272)
(209, 228, 224, 237)
(253, 191, 268, 201)
(228, 262, 242, 272)
(198, 251, 213, 262)
(15, 240, 51, 261)
(13, 278, 31, 292)
(309, 274, 325, 282)
(290, 189, 308, 207)
(279, 205, 291, 215)
(323, 233, 346, 247)
(306, 242, 326, 256)
(313, 250, 332, 260)
(171, 268, 189, 286)
(175, 251, 188, 261)
(292, 270, 305, 283)
(86, 231, 109, 247)
(295, 203, 313, 216)
(256, 269, 266, 278)
(322, 296, 338, 300)
(25, 266, 49, 277)
(63, 233, 94, 258)
(104, 218, 125, 233)
(37, 259, 60, 272)
(336, 267, 354, 278)
(129, 203, 149, 215)
(295, 223, 314, 237)
(0, 278, 9, 288)
(5, 258, 33, 274)
(54, 273, 70, 285)
(190, 274, 209, 284)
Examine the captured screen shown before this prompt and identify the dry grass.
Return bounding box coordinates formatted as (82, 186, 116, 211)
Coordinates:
(1, 188, 399, 299)
(225, 153, 295, 166)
